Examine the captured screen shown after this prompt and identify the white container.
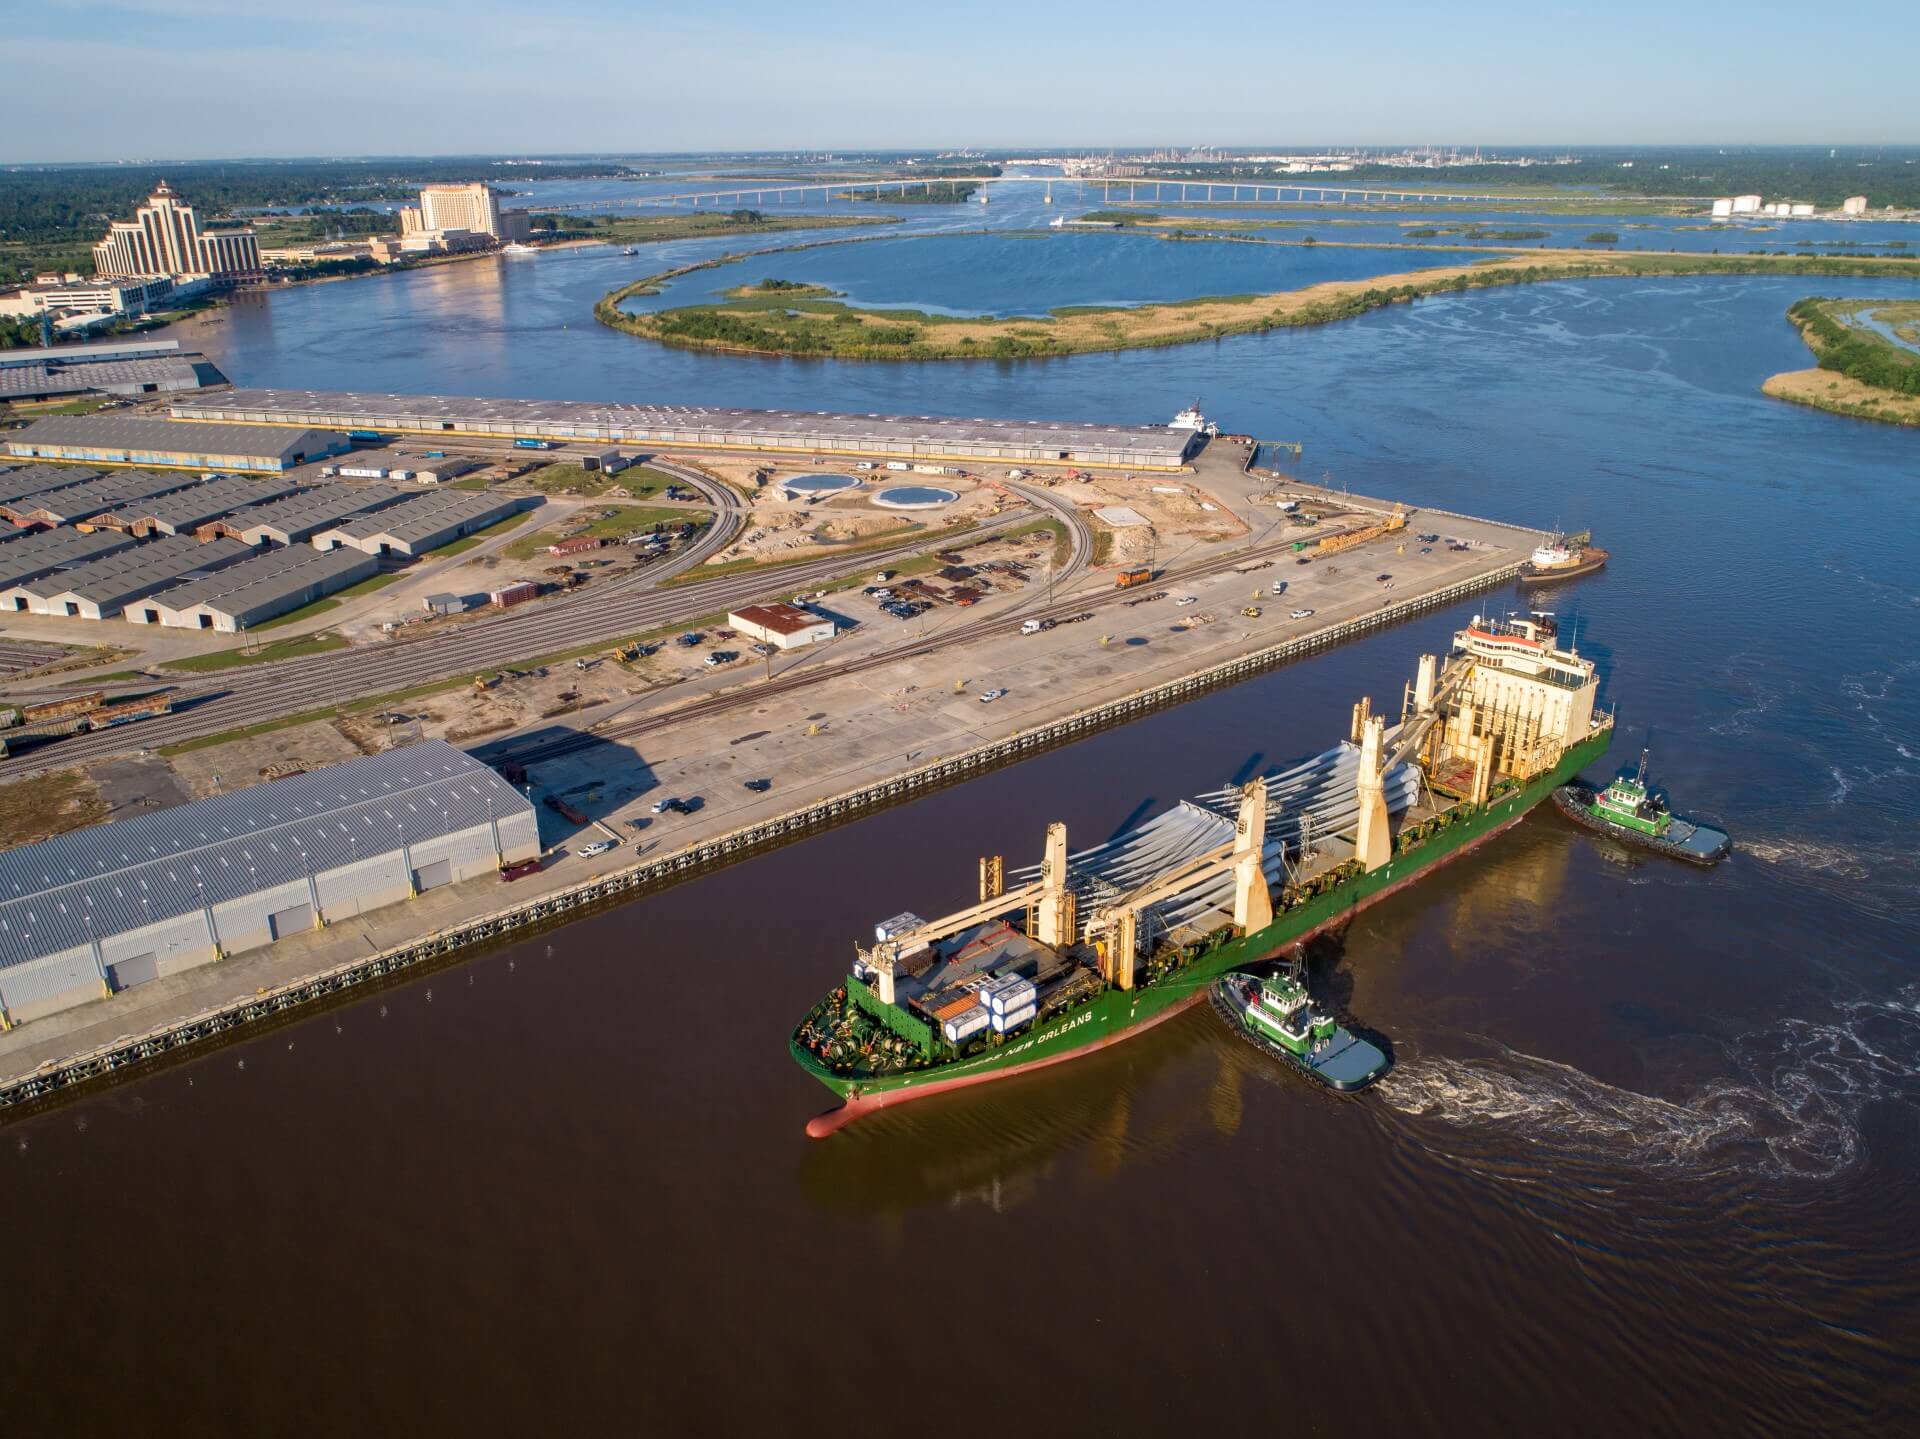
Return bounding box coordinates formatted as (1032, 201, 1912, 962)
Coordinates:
(944, 1007, 989, 1043)
(874, 911, 925, 944)
(990, 1004, 1036, 1034)
(885, 461, 910, 471)
(984, 981, 1035, 1015)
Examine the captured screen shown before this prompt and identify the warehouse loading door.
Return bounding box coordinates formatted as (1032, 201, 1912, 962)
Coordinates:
(268, 904, 313, 940)
(108, 952, 159, 990)
(412, 858, 451, 892)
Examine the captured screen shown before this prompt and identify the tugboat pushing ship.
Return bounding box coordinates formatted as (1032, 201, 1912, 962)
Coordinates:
(1554, 750, 1730, 865)
(791, 614, 1615, 1135)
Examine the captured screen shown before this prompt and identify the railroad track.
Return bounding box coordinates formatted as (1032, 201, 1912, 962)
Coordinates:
(500, 530, 1342, 766)
(0, 491, 1027, 774)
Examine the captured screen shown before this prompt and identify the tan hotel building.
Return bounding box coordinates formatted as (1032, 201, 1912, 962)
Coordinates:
(91, 181, 262, 282)
(401, 182, 505, 240)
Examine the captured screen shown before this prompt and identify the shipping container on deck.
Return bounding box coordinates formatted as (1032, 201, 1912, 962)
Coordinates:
(990, 1004, 1037, 1034)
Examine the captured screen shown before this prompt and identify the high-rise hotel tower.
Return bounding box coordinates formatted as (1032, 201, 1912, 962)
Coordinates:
(92, 182, 262, 282)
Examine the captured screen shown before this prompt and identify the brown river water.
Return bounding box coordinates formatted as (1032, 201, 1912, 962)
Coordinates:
(7, 616, 1916, 1436)
(8, 258, 1920, 1433)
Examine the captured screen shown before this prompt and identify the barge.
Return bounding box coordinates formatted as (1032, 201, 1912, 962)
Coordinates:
(791, 615, 1614, 1135)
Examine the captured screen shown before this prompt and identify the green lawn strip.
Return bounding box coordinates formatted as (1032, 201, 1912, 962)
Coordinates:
(504, 505, 706, 561)
(245, 571, 404, 631)
(656, 520, 983, 588)
(434, 510, 534, 555)
(159, 632, 349, 674)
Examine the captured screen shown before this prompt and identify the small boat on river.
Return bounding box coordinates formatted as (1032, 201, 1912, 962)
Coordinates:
(1554, 751, 1730, 865)
(1209, 965, 1390, 1091)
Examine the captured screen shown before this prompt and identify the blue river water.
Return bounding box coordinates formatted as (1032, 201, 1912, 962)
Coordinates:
(12, 201, 1920, 1433)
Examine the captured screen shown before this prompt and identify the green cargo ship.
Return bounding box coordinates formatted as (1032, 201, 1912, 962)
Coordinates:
(792, 615, 1613, 1136)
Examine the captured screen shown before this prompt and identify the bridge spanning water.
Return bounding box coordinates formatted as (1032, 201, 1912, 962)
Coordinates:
(535, 174, 1579, 214)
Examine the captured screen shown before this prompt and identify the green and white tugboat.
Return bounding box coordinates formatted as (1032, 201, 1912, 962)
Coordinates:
(1553, 750, 1730, 866)
(1209, 963, 1391, 1091)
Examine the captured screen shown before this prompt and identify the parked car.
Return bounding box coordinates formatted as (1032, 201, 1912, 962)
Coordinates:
(577, 839, 617, 857)
(1290, 608, 1315, 619)
(979, 688, 1009, 704)
(743, 778, 772, 792)
(1376, 572, 1393, 582)
(652, 797, 689, 815)
(1173, 595, 1198, 607)
(1269, 581, 1288, 596)
(677, 632, 702, 647)
(704, 650, 738, 667)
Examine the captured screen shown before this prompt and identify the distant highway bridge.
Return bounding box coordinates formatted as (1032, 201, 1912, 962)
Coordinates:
(535, 174, 1567, 215)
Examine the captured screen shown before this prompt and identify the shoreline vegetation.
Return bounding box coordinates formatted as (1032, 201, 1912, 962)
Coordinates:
(595, 239, 1920, 363)
(1763, 297, 1920, 427)
(529, 209, 898, 248)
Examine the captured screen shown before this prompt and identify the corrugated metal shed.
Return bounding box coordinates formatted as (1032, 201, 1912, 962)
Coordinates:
(18, 534, 252, 615)
(98, 476, 301, 535)
(0, 464, 102, 506)
(314, 491, 520, 554)
(0, 527, 141, 590)
(0, 741, 534, 972)
(208, 485, 407, 545)
(144, 543, 376, 626)
(172, 388, 1200, 469)
(1, 468, 203, 526)
(5, 415, 349, 468)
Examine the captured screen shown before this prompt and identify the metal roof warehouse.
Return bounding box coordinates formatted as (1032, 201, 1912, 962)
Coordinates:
(94, 476, 302, 536)
(200, 485, 408, 546)
(0, 528, 140, 591)
(133, 544, 378, 631)
(171, 388, 1199, 470)
(0, 741, 538, 1026)
(5, 415, 351, 473)
(311, 491, 526, 557)
(4, 534, 252, 620)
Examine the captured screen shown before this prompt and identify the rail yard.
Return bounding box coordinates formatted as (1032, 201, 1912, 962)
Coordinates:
(0, 391, 1574, 1100)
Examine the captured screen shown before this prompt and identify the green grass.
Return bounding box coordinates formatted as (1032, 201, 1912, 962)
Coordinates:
(159, 631, 349, 673)
(247, 572, 403, 630)
(604, 245, 1920, 362)
(542, 211, 899, 246)
(435, 510, 533, 555)
(503, 505, 705, 561)
(658, 520, 964, 587)
(4, 396, 113, 417)
(514, 463, 684, 500)
(1005, 517, 1071, 568)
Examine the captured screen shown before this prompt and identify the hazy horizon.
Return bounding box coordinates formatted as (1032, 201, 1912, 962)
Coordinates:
(5, 0, 1915, 163)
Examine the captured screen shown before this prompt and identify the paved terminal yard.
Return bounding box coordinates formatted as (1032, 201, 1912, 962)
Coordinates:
(0, 452, 1546, 1086)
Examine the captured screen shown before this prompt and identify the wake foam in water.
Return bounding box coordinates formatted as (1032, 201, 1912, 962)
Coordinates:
(1739, 834, 1920, 922)
(1379, 986, 1920, 1182)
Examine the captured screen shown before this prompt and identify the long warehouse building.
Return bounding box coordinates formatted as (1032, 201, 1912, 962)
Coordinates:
(310, 491, 526, 557)
(172, 387, 1201, 470)
(132, 543, 377, 630)
(0, 741, 539, 1026)
(5, 415, 350, 474)
(1, 534, 252, 619)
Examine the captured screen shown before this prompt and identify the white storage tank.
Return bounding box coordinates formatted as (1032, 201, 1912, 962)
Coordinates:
(981, 975, 1037, 1015)
(991, 1003, 1036, 1034)
(874, 911, 925, 944)
(943, 1006, 989, 1043)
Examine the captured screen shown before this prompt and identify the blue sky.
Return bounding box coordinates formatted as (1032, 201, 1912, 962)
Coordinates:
(5, 0, 1915, 161)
